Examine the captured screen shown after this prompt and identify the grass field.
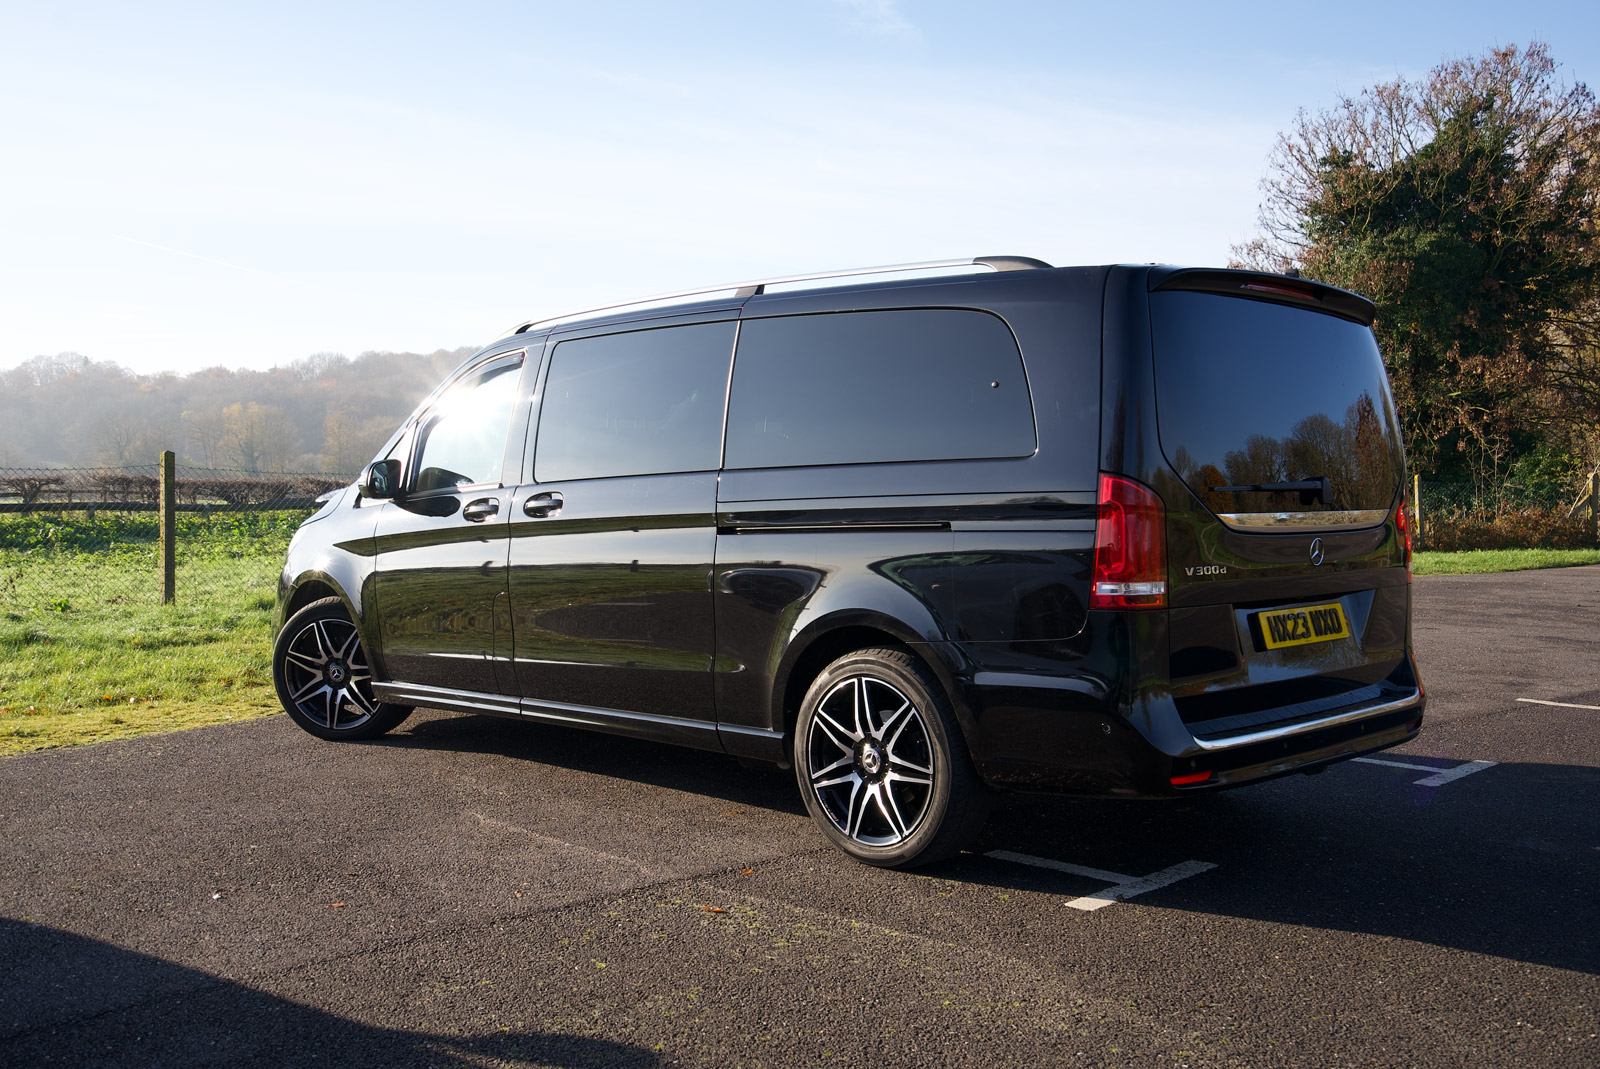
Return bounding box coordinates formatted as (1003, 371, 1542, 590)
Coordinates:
(1413, 547, 1600, 575)
(0, 511, 298, 755)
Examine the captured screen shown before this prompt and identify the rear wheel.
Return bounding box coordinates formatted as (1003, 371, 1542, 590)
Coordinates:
(794, 648, 990, 868)
(272, 597, 411, 741)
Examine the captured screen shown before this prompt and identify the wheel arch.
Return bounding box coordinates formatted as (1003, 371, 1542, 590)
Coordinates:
(278, 572, 363, 640)
(772, 611, 977, 755)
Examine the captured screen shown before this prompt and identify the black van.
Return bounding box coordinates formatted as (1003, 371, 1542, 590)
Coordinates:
(272, 257, 1424, 867)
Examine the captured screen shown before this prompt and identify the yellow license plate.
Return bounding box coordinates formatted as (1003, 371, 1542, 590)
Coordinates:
(1257, 603, 1350, 649)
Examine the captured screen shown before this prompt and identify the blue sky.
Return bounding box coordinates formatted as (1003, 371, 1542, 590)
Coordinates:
(2, 1, 1595, 375)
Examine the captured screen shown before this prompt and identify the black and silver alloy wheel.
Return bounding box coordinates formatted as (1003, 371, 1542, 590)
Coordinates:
(281, 615, 378, 731)
(272, 597, 411, 741)
(794, 648, 991, 868)
(806, 675, 935, 847)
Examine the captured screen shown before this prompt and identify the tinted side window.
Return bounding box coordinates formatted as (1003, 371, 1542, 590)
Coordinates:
(725, 309, 1035, 469)
(535, 321, 735, 482)
(411, 358, 523, 492)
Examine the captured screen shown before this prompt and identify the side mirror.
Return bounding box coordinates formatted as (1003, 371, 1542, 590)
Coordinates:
(359, 459, 402, 500)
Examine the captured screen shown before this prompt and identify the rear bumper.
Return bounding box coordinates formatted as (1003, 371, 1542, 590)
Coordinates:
(1167, 688, 1424, 792)
(962, 670, 1425, 798)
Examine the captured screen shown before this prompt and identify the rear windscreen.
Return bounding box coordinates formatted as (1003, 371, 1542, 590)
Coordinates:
(1150, 292, 1403, 521)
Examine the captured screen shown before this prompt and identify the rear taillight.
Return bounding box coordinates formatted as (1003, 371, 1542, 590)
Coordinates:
(1091, 473, 1167, 610)
(1396, 495, 1413, 582)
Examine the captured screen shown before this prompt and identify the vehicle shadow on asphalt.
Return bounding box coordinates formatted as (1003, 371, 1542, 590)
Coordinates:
(378, 710, 809, 817)
(948, 760, 1600, 976)
(372, 712, 1597, 976)
(0, 917, 660, 1068)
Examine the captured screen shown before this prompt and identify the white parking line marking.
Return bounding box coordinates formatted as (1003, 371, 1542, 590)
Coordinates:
(1353, 756, 1497, 786)
(987, 851, 1217, 912)
(1412, 760, 1497, 787)
(1062, 860, 1220, 912)
(1352, 757, 1446, 773)
(1516, 697, 1600, 711)
(984, 850, 1133, 885)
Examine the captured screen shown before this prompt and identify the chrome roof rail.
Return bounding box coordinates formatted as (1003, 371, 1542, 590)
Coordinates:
(497, 255, 1052, 339)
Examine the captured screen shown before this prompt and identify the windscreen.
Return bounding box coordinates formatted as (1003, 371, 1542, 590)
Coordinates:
(1151, 291, 1404, 527)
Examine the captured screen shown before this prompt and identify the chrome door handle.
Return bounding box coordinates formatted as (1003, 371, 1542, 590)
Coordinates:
(524, 493, 564, 517)
(462, 498, 501, 522)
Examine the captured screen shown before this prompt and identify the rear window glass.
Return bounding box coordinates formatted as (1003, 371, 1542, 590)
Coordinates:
(535, 321, 734, 482)
(724, 309, 1035, 469)
(1151, 292, 1403, 516)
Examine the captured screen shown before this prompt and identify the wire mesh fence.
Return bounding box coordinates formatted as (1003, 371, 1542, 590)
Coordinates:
(0, 462, 352, 612)
(1413, 472, 1598, 552)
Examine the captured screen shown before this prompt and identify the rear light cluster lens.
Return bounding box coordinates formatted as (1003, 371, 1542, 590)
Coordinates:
(1396, 495, 1413, 582)
(1091, 473, 1167, 610)
(1170, 770, 1213, 787)
(1243, 280, 1316, 301)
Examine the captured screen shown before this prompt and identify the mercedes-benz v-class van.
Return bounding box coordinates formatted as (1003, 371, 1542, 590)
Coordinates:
(273, 257, 1424, 867)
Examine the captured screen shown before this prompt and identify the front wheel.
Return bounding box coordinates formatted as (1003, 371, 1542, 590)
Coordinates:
(272, 597, 411, 741)
(793, 648, 991, 868)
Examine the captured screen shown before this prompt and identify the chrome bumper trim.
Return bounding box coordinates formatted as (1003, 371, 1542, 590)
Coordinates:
(1215, 509, 1389, 532)
(1189, 687, 1423, 751)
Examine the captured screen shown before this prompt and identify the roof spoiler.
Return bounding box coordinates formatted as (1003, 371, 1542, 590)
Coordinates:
(1150, 268, 1377, 326)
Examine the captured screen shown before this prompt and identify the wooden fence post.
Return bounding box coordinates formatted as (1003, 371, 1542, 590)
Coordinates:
(1590, 471, 1599, 549)
(160, 450, 176, 605)
(1412, 473, 1424, 551)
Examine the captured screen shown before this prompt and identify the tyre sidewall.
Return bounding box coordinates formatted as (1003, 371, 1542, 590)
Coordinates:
(273, 597, 407, 741)
(792, 649, 963, 868)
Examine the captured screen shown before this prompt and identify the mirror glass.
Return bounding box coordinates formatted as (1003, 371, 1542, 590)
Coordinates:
(361, 459, 400, 499)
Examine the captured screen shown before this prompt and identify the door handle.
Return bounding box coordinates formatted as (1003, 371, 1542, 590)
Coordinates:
(524, 492, 564, 517)
(462, 498, 501, 522)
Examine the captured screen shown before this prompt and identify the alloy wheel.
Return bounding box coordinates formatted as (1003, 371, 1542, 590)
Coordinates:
(279, 616, 379, 731)
(805, 674, 936, 847)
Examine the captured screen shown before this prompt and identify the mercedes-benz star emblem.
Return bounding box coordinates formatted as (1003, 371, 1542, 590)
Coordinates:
(1309, 537, 1325, 567)
(860, 744, 883, 775)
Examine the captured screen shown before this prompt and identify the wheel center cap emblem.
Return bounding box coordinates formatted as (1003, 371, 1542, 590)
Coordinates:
(328, 663, 346, 684)
(859, 744, 883, 775)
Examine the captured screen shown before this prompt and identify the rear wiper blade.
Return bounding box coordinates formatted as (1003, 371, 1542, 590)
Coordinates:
(1215, 476, 1332, 507)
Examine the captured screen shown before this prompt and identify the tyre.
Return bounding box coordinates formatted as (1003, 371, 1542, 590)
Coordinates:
(793, 647, 991, 868)
(272, 597, 411, 741)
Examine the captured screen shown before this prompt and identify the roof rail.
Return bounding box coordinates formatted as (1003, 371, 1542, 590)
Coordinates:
(498, 255, 1053, 338)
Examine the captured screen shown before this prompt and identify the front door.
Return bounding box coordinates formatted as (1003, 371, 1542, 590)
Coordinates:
(372, 350, 530, 698)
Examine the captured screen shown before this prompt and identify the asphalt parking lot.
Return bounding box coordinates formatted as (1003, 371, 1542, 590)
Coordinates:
(2, 567, 1597, 1067)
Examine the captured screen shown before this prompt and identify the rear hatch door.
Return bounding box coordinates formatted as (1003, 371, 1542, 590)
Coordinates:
(1148, 272, 1415, 743)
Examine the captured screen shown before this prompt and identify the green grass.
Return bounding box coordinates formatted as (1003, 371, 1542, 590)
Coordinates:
(0, 511, 304, 756)
(1413, 547, 1600, 575)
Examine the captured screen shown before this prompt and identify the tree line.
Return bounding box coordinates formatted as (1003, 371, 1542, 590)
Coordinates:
(1, 347, 475, 473)
(1233, 41, 1600, 498)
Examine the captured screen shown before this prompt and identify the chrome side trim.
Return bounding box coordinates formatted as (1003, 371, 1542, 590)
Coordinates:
(725, 521, 950, 534)
(518, 696, 718, 733)
(372, 681, 522, 716)
(1189, 688, 1423, 751)
(1215, 509, 1389, 531)
(375, 680, 725, 750)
